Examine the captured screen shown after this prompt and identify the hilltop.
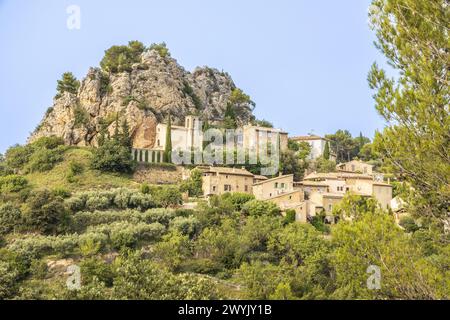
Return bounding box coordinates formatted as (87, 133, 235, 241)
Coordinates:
(30, 42, 255, 149)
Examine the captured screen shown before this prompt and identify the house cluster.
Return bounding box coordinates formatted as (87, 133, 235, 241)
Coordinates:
(183, 159, 392, 223)
(130, 116, 393, 223)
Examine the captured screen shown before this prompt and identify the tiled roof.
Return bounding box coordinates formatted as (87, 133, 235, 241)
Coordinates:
(253, 174, 294, 186)
(290, 135, 326, 141)
(201, 166, 254, 177)
(304, 172, 374, 180)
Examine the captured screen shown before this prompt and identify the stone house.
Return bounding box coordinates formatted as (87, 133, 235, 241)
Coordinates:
(290, 135, 329, 160)
(193, 166, 255, 196)
(336, 160, 374, 175)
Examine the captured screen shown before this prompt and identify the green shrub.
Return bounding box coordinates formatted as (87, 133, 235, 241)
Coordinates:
(100, 41, 145, 73)
(0, 260, 18, 299)
(0, 203, 22, 235)
(0, 175, 28, 193)
(29, 259, 48, 279)
(140, 183, 150, 194)
(4, 145, 33, 171)
(150, 186, 182, 208)
(148, 42, 170, 58)
(25, 146, 65, 173)
(88, 222, 165, 249)
(24, 190, 69, 235)
(169, 216, 200, 238)
(284, 209, 296, 224)
(242, 200, 281, 217)
(73, 105, 90, 128)
(91, 140, 134, 173)
(399, 216, 420, 233)
(80, 258, 114, 287)
(221, 192, 255, 211)
(180, 168, 203, 197)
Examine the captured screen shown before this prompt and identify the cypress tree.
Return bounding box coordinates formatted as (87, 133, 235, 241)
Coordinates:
(164, 114, 172, 163)
(323, 141, 330, 160)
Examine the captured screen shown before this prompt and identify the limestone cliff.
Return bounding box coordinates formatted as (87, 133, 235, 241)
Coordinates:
(29, 47, 255, 149)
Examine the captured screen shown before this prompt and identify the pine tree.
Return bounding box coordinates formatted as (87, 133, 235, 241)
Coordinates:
(56, 72, 80, 97)
(368, 0, 449, 219)
(163, 114, 172, 163)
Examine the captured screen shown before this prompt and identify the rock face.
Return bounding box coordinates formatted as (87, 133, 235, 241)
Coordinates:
(29, 49, 255, 148)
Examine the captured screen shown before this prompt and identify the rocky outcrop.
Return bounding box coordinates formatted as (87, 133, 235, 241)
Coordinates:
(29, 48, 255, 147)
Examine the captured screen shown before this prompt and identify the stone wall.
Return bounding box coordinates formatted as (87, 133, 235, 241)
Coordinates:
(133, 164, 183, 185)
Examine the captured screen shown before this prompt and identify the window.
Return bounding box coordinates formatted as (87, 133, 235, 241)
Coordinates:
(328, 204, 332, 211)
(157, 140, 160, 147)
(281, 183, 285, 189)
(245, 185, 249, 192)
(212, 186, 216, 192)
(224, 185, 232, 192)
(275, 182, 279, 188)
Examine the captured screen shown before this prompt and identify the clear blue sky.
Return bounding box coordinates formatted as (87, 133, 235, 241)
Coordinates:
(0, 0, 388, 153)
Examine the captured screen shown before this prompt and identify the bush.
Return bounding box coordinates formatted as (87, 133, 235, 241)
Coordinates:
(0, 175, 28, 193)
(148, 42, 170, 58)
(100, 41, 145, 73)
(24, 190, 69, 235)
(221, 192, 255, 211)
(29, 259, 48, 279)
(4, 145, 33, 171)
(169, 216, 200, 238)
(399, 216, 420, 233)
(180, 168, 203, 197)
(150, 186, 182, 208)
(0, 203, 22, 235)
(80, 258, 114, 287)
(88, 222, 165, 249)
(25, 147, 64, 173)
(0, 260, 18, 299)
(242, 200, 281, 217)
(91, 140, 134, 173)
(284, 209, 296, 224)
(140, 183, 150, 194)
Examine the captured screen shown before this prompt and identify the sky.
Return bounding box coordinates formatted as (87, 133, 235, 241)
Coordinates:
(0, 0, 389, 153)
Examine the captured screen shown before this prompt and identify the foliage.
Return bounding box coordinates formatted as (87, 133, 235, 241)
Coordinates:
(4, 136, 65, 173)
(253, 119, 273, 128)
(332, 193, 379, 221)
(73, 105, 90, 129)
(280, 150, 309, 181)
(313, 157, 336, 173)
(180, 168, 203, 197)
(0, 203, 22, 235)
(148, 42, 170, 58)
(0, 175, 28, 193)
(326, 130, 370, 163)
(163, 115, 172, 163)
(368, 0, 449, 220)
(112, 251, 218, 300)
(323, 141, 330, 160)
(91, 139, 134, 173)
(23, 190, 69, 235)
(100, 41, 145, 73)
(149, 185, 182, 208)
(242, 200, 281, 217)
(332, 211, 448, 299)
(56, 72, 80, 98)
